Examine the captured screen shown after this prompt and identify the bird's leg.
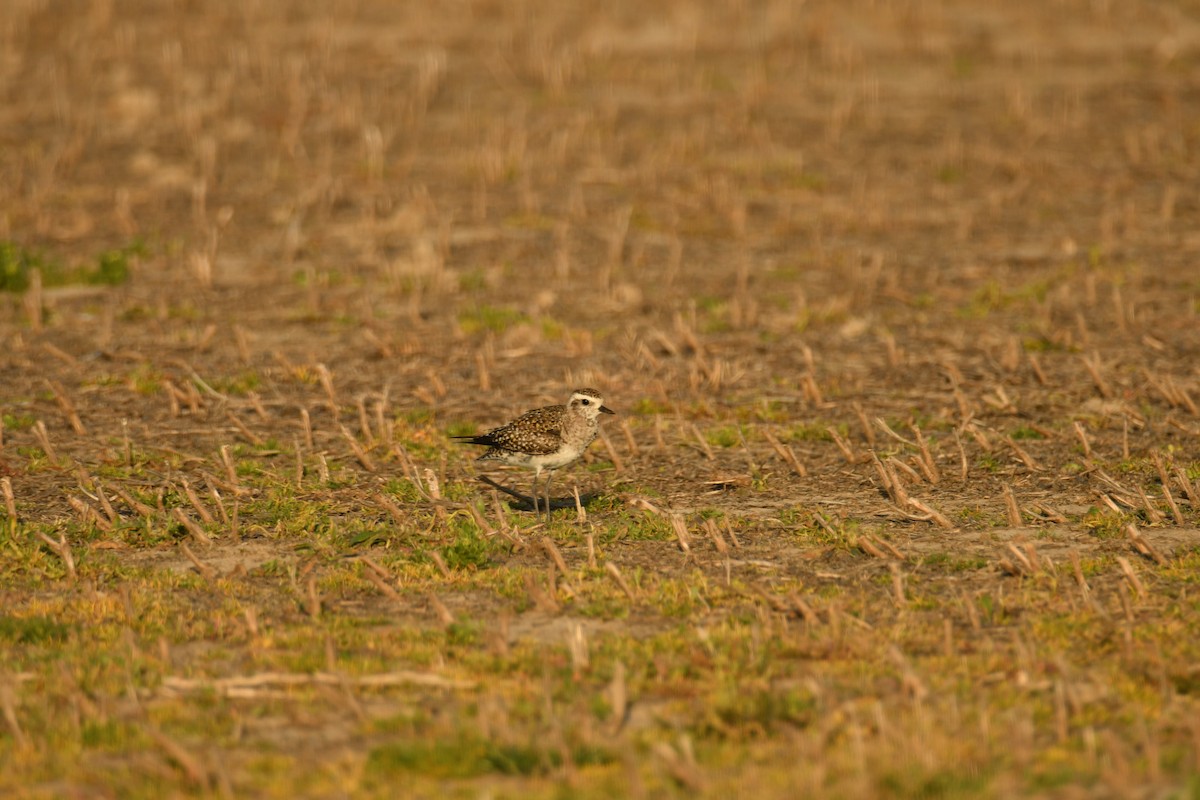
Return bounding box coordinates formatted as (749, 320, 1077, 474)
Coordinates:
(531, 471, 541, 515)
(544, 470, 554, 523)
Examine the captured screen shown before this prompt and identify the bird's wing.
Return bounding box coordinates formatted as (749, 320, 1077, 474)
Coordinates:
(485, 424, 563, 455)
(454, 404, 565, 455)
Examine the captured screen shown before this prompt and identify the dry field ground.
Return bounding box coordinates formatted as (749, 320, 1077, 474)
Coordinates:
(2, 1, 1200, 797)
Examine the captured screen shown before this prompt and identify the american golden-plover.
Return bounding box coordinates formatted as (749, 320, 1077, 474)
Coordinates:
(454, 388, 615, 519)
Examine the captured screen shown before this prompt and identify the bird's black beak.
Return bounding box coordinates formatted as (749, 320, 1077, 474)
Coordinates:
(600, 405, 615, 415)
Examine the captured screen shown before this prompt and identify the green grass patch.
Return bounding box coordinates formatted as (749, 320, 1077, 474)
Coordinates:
(0, 240, 142, 292)
(705, 426, 741, 448)
(0, 615, 73, 643)
(458, 305, 529, 334)
(365, 734, 615, 780)
(630, 397, 672, 416)
(441, 518, 495, 571)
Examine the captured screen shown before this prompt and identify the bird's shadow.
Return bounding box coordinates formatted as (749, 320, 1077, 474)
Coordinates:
(476, 475, 604, 513)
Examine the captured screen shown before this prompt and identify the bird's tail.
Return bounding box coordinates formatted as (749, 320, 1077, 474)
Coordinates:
(451, 434, 495, 447)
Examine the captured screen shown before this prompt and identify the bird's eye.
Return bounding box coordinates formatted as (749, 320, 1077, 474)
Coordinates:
(581, 398, 590, 405)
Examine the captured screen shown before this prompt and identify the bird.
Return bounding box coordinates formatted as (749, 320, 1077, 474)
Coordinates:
(453, 388, 615, 520)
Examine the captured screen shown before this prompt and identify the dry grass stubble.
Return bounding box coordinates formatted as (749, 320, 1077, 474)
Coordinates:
(1, 0, 1199, 797)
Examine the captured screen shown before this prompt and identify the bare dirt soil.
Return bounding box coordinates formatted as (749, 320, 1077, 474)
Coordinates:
(2, 1, 1200, 798)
